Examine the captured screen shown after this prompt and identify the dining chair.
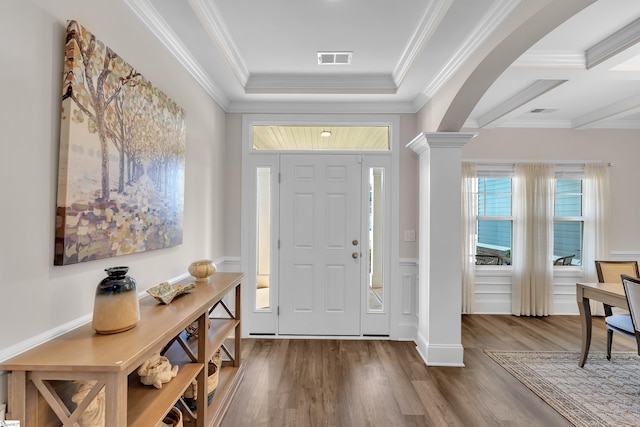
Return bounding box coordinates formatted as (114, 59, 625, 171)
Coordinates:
(595, 260, 640, 317)
(554, 255, 575, 265)
(476, 254, 501, 265)
(604, 274, 640, 360)
(595, 260, 640, 284)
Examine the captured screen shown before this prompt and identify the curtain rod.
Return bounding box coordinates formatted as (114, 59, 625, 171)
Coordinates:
(462, 159, 612, 166)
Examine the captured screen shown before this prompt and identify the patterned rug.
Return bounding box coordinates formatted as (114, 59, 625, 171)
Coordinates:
(486, 351, 640, 427)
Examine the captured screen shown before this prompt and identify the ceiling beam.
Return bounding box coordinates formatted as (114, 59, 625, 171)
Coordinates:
(586, 17, 640, 69)
(573, 93, 640, 128)
(477, 79, 567, 128)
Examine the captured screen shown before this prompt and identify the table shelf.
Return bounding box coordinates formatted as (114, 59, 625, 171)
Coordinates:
(2, 272, 244, 427)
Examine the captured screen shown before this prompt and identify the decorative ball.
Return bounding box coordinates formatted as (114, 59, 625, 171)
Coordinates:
(188, 259, 216, 282)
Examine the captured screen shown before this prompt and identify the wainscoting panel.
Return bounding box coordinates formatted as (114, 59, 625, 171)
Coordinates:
(395, 259, 418, 340)
(474, 268, 513, 314)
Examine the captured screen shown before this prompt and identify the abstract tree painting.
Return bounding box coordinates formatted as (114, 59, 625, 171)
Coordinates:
(55, 21, 186, 265)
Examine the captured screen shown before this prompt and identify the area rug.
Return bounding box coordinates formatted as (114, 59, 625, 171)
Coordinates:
(485, 350, 640, 427)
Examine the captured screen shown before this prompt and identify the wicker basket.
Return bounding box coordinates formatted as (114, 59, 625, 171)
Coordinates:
(183, 348, 222, 410)
(156, 407, 183, 427)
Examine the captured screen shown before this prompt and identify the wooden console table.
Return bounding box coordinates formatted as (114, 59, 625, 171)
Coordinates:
(1, 272, 244, 426)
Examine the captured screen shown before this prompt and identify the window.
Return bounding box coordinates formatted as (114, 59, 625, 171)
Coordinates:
(476, 177, 512, 265)
(553, 178, 583, 266)
(472, 167, 586, 268)
(252, 125, 390, 151)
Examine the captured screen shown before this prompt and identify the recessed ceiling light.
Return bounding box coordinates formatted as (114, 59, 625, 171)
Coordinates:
(320, 130, 332, 137)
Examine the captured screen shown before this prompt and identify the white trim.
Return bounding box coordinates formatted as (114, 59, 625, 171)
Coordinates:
(573, 94, 640, 129)
(467, 159, 606, 166)
(414, 0, 521, 110)
(122, 0, 230, 109)
(399, 258, 419, 266)
(393, 0, 454, 86)
(512, 51, 585, 69)
(187, 0, 250, 86)
(245, 74, 396, 93)
(241, 114, 400, 338)
(0, 313, 92, 364)
(477, 80, 567, 129)
(416, 332, 465, 367)
(227, 101, 416, 114)
(586, 17, 640, 69)
(0, 273, 190, 364)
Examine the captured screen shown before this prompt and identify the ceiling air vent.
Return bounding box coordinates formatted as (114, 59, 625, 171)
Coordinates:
(318, 51, 353, 65)
(528, 108, 557, 114)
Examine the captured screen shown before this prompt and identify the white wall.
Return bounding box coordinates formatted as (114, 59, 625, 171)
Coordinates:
(0, 0, 228, 406)
(3, 0, 632, 411)
(463, 128, 640, 313)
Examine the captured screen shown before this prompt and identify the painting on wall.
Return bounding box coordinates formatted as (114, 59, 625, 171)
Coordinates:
(54, 20, 186, 266)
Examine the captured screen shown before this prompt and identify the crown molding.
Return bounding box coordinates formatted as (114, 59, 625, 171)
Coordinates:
(478, 79, 567, 128)
(407, 132, 475, 154)
(493, 118, 573, 128)
(589, 120, 640, 129)
(512, 51, 585, 68)
(245, 74, 397, 94)
(187, 0, 250, 86)
(586, 17, 640, 69)
(392, 0, 454, 86)
(227, 101, 416, 114)
(123, 0, 230, 110)
(415, 0, 522, 110)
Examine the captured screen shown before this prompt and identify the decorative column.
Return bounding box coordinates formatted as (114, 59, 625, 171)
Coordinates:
(406, 132, 475, 366)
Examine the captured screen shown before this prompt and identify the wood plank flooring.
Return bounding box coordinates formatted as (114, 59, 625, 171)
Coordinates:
(221, 315, 637, 427)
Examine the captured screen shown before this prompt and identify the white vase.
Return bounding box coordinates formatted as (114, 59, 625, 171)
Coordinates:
(188, 260, 216, 282)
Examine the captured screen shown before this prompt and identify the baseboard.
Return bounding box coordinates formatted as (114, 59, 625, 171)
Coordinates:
(394, 321, 418, 341)
(416, 331, 465, 367)
(0, 273, 191, 365)
(0, 313, 92, 364)
(214, 257, 241, 271)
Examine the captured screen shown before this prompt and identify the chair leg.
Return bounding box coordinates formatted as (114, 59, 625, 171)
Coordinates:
(607, 330, 613, 360)
(635, 333, 640, 357)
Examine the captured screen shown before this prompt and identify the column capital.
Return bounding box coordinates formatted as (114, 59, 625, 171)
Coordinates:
(406, 132, 476, 155)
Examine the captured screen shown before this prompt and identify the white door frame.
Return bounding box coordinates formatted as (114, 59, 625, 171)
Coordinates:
(240, 114, 400, 338)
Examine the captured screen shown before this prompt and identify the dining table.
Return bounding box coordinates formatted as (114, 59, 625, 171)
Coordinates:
(576, 282, 628, 367)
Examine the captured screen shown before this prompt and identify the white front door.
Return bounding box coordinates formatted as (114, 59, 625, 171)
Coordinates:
(279, 154, 362, 335)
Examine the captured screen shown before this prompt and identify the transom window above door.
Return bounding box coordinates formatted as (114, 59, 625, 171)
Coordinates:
(252, 125, 390, 151)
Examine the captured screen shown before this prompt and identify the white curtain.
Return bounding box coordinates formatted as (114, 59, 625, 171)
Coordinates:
(583, 162, 610, 278)
(512, 163, 555, 316)
(461, 162, 477, 314)
(583, 162, 611, 315)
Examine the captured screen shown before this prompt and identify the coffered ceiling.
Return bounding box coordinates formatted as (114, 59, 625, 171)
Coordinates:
(125, 0, 640, 129)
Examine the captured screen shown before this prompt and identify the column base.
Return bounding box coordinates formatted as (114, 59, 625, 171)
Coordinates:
(416, 331, 465, 367)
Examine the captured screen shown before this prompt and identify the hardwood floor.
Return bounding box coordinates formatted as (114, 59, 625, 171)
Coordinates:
(221, 315, 637, 427)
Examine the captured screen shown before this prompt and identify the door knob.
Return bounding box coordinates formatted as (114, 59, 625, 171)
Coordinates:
(352, 252, 360, 259)
(352, 239, 358, 246)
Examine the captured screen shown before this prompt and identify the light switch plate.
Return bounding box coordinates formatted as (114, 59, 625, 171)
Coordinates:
(404, 230, 416, 242)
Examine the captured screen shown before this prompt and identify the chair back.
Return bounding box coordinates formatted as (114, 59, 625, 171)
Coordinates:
(595, 260, 639, 283)
(476, 255, 500, 265)
(554, 255, 574, 265)
(622, 274, 640, 334)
